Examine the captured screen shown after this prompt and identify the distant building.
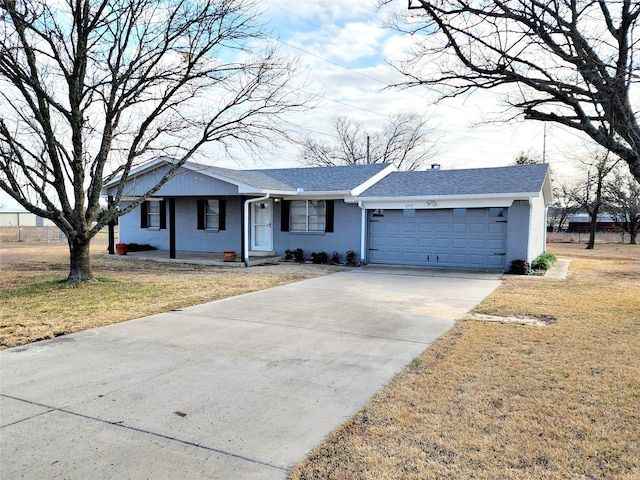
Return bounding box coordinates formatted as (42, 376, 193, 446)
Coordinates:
(0, 207, 55, 227)
(567, 214, 618, 233)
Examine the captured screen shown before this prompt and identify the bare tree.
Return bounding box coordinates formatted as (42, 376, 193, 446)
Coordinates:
(603, 168, 640, 243)
(302, 112, 437, 170)
(565, 150, 619, 249)
(0, 0, 311, 282)
(386, 1, 640, 183)
(548, 184, 581, 232)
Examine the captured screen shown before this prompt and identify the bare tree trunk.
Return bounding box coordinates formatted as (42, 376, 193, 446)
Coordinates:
(586, 214, 597, 250)
(67, 238, 94, 283)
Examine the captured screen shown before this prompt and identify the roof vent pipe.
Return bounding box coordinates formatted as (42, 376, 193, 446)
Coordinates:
(430, 163, 441, 170)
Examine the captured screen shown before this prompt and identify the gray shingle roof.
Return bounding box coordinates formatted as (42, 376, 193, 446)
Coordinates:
(254, 163, 391, 192)
(190, 162, 390, 192)
(359, 164, 550, 197)
(188, 164, 293, 191)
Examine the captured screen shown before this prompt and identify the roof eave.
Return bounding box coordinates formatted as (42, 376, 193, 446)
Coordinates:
(102, 157, 174, 191)
(352, 192, 542, 208)
(281, 190, 351, 199)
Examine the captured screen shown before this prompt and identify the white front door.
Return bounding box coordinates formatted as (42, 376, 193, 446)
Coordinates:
(251, 200, 273, 251)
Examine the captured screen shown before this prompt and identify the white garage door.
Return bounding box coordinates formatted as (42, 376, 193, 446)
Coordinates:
(368, 208, 508, 269)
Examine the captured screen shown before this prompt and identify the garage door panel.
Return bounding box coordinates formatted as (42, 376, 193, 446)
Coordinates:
(368, 208, 506, 269)
(402, 236, 418, 247)
(451, 238, 467, 248)
(487, 238, 506, 249)
(418, 223, 434, 233)
(418, 237, 433, 248)
(469, 222, 486, 233)
(402, 223, 417, 233)
(487, 255, 506, 266)
(488, 222, 507, 233)
(469, 254, 486, 265)
(450, 253, 467, 264)
(469, 239, 486, 249)
(434, 237, 450, 248)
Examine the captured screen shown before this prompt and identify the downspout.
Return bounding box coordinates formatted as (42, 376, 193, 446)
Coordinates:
(358, 200, 366, 265)
(543, 205, 548, 253)
(243, 193, 270, 267)
(528, 196, 534, 263)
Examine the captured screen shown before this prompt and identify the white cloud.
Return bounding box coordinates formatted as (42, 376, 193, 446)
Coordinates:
(249, 1, 596, 180)
(288, 21, 387, 64)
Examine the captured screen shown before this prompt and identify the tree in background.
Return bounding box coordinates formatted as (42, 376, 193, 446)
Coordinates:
(302, 112, 437, 171)
(0, 0, 311, 282)
(565, 150, 620, 249)
(548, 184, 581, 233)
(386, 1, 640, 183)
(513, 150, 542, 166)
(604, 169, 640, 244)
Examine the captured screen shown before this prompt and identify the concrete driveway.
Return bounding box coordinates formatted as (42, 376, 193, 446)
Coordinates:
(1, 268, 501, 479)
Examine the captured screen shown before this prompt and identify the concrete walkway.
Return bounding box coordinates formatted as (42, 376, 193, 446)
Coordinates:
(1, 268, 502, 479)
(543, 258, 571, 279)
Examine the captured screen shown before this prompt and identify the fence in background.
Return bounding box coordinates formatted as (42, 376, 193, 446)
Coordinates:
(547, 231, 632, 244)
(1, 226, 631, 245)
(0, 226, 66, 243)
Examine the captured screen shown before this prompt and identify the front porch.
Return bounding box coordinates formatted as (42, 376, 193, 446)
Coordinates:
(104, 249, 281, 267)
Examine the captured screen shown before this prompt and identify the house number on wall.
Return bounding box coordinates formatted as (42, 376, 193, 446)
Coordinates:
(404, 201, 437, 208)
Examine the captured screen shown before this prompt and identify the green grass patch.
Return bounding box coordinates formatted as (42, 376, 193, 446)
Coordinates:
(531, 252, 557, 271)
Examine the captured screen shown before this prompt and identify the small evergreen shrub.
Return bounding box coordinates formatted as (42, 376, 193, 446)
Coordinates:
(508, 259, 531, 275)
(311, 251, 328, 264)
(126, 243, 155, 252)
(531, 253, 557, 271)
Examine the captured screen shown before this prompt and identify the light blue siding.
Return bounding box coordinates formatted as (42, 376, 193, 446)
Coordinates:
(273, 201, 362, 259)
(117, 198, 243, 252)
(106, 166, 240, 197)
(506, 200, 531, 265)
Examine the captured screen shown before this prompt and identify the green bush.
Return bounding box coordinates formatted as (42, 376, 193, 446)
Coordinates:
(531, 252, 557, 271)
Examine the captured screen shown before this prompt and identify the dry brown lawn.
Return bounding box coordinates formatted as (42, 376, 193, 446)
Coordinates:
(2, 241, 639, 478)
(290, 243, 640, 480)
(0, 239, 336, 349)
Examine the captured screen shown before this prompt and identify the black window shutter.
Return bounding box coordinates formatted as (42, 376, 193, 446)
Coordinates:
(325, 200, 334, 233)
(140, 201, 148, 228)
(280, 200, 290, 232)
(197, 200, 205, 230)
(219, 199, 226, 231)
(159, 200, 166, 230)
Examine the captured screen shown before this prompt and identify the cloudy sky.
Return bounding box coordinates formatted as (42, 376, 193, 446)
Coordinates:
(251, 0, 589, 179)
(0, 0, 592, 212)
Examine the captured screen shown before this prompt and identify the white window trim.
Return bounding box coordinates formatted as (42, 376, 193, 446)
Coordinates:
(290, 199, 326, 232)
(147, 200, 161, 229)
(205, 199, 220, 231)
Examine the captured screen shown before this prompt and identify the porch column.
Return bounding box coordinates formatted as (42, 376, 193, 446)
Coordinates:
(169, 197, 176, 259)
(108, 195, 115, 255)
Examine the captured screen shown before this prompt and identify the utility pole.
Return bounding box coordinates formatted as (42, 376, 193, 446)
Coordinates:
(366, 135, 370, 164)
(542, 123, 547, 163)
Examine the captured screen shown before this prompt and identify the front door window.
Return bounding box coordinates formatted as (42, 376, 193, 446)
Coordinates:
(251, 201, 273, 251)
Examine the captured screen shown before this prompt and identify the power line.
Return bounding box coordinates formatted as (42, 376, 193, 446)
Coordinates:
(264, 5, 552, 154)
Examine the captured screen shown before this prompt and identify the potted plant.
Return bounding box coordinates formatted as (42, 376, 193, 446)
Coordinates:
(222, 250, 237, 262)
(115, 243, 128, 255)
